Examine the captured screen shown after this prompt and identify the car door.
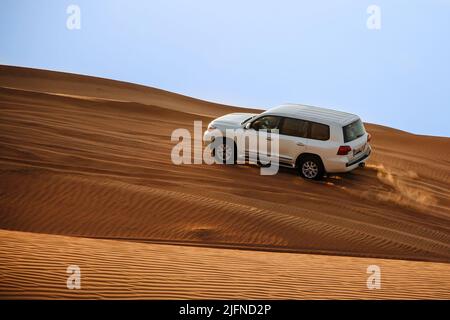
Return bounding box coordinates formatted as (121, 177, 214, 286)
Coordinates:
(305, 121, 331, 162)
(245, 115, 281, 162)
(278, 117, 309, 165)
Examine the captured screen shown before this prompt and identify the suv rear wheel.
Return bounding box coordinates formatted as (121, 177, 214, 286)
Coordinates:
(298, 155, 324, 180)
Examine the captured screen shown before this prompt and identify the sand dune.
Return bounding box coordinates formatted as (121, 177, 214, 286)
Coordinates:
(0, 65, 449, 298)
(1, 229, 449, 299)
(0, 65, 253, 117)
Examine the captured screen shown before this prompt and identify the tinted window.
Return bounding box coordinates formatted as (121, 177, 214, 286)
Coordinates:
(251, 116, 280, 131)
(310, 122, 330, 141)
(280, 117, 308, 138)
(343, 119, 365, 142)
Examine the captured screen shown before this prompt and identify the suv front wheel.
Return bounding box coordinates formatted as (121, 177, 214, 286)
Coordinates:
(298, 155, 324, 180)
(214, 138, 236, 164)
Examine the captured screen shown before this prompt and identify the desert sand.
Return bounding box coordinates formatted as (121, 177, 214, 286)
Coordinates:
(0, 65, 449, 299)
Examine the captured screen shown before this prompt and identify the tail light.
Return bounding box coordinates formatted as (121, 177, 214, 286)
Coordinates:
(367, 133, 372, 142)
(337, 145, 352, 155)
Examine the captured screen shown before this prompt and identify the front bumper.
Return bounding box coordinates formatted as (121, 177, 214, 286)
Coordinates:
(203, 130, 215, 147)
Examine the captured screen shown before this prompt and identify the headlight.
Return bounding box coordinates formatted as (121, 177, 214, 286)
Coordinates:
(207, 123, 217, 131)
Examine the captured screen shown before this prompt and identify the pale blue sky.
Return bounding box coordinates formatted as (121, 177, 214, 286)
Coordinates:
(1, 0, 449, 136)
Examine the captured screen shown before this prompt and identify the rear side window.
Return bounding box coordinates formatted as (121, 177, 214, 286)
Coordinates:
(310, 122, 330, 141)
(280, 118, 308, 138)
(343, 119, 365, 142)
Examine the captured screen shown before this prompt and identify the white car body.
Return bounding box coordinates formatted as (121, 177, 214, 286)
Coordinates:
(204, 104, 371, 177)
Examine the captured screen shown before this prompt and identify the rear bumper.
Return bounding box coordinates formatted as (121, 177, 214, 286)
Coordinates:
(324, 145, 371, 173)
(346, 148, 371, 167)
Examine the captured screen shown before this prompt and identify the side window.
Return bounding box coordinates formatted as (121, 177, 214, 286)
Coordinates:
(280, 118, 308, 138)
(309, 122, 330, 141)
(251, 116, 281, 131)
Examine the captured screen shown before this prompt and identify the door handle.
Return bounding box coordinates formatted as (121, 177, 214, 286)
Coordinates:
(267, 137, 272, 141)
(296, 142, 305, 146)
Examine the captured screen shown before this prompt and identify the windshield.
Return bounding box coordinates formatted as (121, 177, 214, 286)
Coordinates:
(343, 119, 366, 143)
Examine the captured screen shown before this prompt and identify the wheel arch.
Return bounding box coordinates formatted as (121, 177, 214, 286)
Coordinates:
(295, 152, 325, 170)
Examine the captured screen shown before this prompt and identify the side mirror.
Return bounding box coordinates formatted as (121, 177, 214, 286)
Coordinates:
(244, 122, 252, 130)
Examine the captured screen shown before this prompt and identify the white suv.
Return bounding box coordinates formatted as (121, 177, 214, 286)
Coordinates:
(204, 104, 372, 180)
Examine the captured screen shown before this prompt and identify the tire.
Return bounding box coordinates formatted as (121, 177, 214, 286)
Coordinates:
(298, 155, 324, 180)
(214, 138, 236, 164)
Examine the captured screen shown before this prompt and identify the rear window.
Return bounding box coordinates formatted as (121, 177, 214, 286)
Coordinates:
(343, 119, 366, 142)
(310, 122, 330, 141)
(280, 118, 308, 138)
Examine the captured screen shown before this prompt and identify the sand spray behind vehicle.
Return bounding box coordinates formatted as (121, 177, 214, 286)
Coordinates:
(366, 164, 438, 209)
